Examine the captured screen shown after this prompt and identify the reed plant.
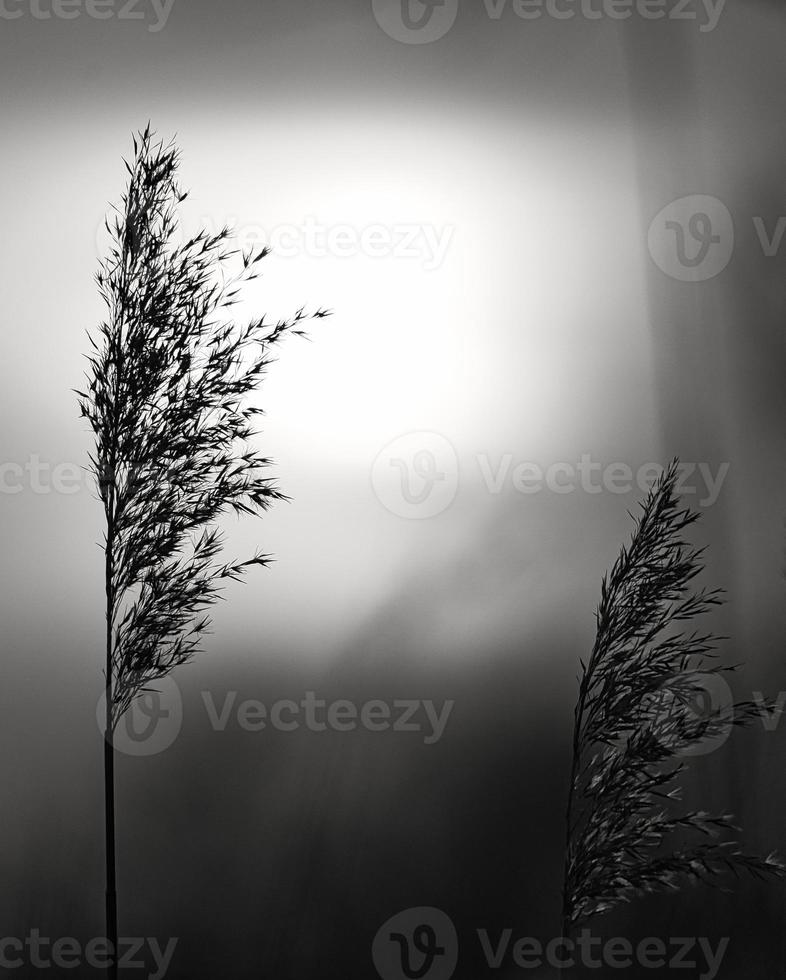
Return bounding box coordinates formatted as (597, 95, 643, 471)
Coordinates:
(561, 460, 784, 938)
(77, 125, 327, 979)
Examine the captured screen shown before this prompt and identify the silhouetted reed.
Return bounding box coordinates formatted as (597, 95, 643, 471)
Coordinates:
(562, 460, 783, 937)
(77, 125, 328, 978)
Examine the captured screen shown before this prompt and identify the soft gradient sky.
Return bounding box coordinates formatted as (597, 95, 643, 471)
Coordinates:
(3, 0, 786, 977)
(1, 0, 661, 666)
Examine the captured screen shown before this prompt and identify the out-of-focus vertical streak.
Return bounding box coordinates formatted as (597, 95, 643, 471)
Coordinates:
(620, 16, 735, 655)
(621, 19, 729, 462)
(619, 18, 736, 608)
(620, 12, 738, 662)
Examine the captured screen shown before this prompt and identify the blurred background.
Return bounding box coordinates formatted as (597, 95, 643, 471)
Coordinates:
(1, 0, 786, 975)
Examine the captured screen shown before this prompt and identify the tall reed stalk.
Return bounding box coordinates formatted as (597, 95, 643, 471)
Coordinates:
(561, 460, 783, 941)
(77, 126, 327, 978)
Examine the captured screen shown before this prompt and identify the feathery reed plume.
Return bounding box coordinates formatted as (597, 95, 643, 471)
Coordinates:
(561, 459, 783, 936)
(77, 125, 329, 978)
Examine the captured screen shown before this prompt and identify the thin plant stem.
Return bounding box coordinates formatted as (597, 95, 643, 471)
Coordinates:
(104, 495, 117, 980)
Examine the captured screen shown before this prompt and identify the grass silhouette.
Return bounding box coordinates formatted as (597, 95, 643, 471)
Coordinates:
(562, 460, 784, 937)
(77, 125, 328, 978)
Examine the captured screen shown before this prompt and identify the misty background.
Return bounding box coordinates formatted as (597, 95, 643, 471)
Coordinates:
(2, 0, 786, 976)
